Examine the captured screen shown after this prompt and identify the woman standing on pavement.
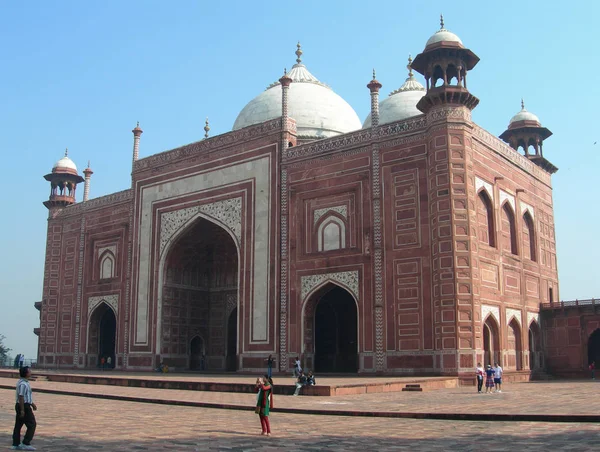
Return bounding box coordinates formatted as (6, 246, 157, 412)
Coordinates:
(255, 375, 273, 436)
(484, 364, 495, 393)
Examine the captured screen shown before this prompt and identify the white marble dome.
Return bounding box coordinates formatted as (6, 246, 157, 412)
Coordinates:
(233, 46, 361, 139)
(363, 67, 426, 128)
(509, 104, 541, 125)
(425, 16, 463, 49)
(52, 150, 78, 172)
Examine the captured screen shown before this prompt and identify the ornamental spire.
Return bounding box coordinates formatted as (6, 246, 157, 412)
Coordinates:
(440, 14, 445, 29)
(372, 68, 376, 80)
(65, 148, 68, 157)
(295, 42, 303, 64)
(204, 117, 210, 139)
(407, 55, 414, 77)
(521, 98, 525, 110)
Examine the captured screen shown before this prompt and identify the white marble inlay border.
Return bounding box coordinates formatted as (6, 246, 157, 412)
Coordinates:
(97, 245, 117, 258)
(499, 190, 515, 211)
(475, 177, 494, 200)
(506, 308, 522, 326)
(520, 201, 535, 219)
(482, 304, 500, 325)
(159, 197, 242, 257)
(313, 205, 348, 225)
(135, 155, 271, 345)
(527, 311, 540, 327)
(301, 270, 359, 302)
(88, 294, 119, 316)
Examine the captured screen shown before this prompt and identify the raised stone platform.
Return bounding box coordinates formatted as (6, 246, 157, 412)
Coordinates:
(0, 369, 458, 396)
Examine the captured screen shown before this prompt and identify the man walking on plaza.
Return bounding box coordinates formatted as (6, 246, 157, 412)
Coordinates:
(494, 362, 503, 393)
(11, 366, 37, 450)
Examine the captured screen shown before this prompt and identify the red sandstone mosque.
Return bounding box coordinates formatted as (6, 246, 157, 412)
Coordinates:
(35, 18, 592, 379)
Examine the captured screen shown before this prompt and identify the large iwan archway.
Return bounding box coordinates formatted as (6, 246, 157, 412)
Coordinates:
(305, 284, 358, 373)
(161, 217, 239, 371)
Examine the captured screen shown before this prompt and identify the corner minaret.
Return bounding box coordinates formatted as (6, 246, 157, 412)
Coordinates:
(132, 121, 143, 165)
(411, 15, 480, 113)
(43, 149, 84, 213)
(83, 161, 93, 202)
(500, 100, 557, 173)
(367, 69, 382, 127)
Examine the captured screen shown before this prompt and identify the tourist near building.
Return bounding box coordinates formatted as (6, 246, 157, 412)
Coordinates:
(36, 18, 584, 380)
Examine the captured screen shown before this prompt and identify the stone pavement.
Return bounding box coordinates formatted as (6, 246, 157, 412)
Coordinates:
(2, 389, 600, 451)
(1, 377, 599, 420)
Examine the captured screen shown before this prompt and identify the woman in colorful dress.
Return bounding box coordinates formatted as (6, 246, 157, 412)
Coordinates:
(484, 364, 495, 393)
(255, 375, 273, 436)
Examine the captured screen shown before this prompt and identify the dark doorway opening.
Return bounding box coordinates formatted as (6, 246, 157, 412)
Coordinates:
(226, 308, 238, 371)
(98, 307, 116, 368)
(189, 336, 205, 371)
(529, 322, 541, 370)
(588, 329, 600, 366)
(483, 316, 500, 367)
(314, 286, 358, 373)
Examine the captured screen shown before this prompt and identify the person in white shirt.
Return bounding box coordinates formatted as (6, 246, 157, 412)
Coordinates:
(293, 358, 302, 378)
(475, 363, 484, 393)
(12, 366, 37, 450)
(494, 362, 503, 393)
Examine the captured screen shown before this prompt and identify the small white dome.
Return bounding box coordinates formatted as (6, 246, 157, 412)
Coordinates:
(233, 45, 361, 139)
(509, 108, 540, 125)
(363, 70, 425, 128)
(52, 150, 78, 172)
(426, 29, 463, 48)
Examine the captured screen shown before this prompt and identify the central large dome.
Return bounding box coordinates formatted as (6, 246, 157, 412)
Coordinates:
(233, 44, 361, 140)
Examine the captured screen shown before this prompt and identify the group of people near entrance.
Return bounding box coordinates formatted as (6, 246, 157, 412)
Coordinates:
(476, 362, 503, 393)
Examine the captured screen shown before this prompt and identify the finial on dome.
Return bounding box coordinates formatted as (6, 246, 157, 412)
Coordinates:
(407, 55, 414, 77)
(204, 117, 210, 139)
(440, 14, 445, 29)
(372, 68, 376, 80)
(521, 98, 525, 110)
(65, 148, 68, 157)
(284, 67, 287, 75)
(295, 42, 303, 64)
(87, 160, 90, 168)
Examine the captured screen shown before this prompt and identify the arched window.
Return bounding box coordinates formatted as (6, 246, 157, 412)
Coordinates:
(522, 211, 536, 261)
(317, 215, 346, 252)
(501, 203, 517, 255)
(99, 252, 115, 279)
(477, 191, 495, 247)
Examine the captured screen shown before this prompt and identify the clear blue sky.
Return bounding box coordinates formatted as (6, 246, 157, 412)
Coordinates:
(1, 1, 598, 360)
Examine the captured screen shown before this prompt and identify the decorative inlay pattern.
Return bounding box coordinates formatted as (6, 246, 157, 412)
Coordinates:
(57, 189, 132, 217)
(499, 190, 516, 211)
(134, 118, 284, 171)
(506, 308, 522, 326)
(475, 177, 494, 200)
(313, 205, 347, 225)
(482, 304, 500, 325)
(226, 293, 237, 317)
(375, 306, 385, 370)
(427, 106, 472, 122)
(159, 198, 242, 256)
(527, 311, 540, 327)
(88, 294, 119, 316)
(520, 201, 535, 219)
(301, 270, 359, 302)
(97, 245, 116, 258)
(73, 217, 86, 367)
(472, 125, 551, 186)
(279, 168, 289, 371)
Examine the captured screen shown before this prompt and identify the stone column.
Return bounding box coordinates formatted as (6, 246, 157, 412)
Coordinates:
(367, 70, 382, 127)
(83, 162, 93, 202)
(132, 122, 143, 165)
(278, 69, 292, 372)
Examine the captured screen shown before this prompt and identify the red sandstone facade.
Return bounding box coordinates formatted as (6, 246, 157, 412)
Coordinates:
(35, 22, 565, 378)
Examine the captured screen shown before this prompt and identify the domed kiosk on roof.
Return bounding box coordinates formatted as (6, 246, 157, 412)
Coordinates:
(233, 43, 362, 141)
(43, 149, 84, 210)
(52, 152, 79, 174)
(363, 56, 426, 128)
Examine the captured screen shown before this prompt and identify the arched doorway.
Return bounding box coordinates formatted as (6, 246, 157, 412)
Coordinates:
(507, 318, 522, 370)
(189, 336, 205, 371)
(588, 329, 600, 366)
(226, 308, 238, 371)
(161, 216, 238, 371)
(483, 316, 500, 367)
(529, 321, 542, 370)
(88, 303, 116, 368)
(313, 286, 358, 373)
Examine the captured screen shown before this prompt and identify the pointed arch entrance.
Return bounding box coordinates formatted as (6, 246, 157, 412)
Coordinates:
(588, 329, 600, 367)
(161, 216, 239, 371)
(88, 302, 116, 368)
(528, 321, 542, 370)
(304, 283, 358, 373)
(483, 315, 500, 366)
(507, 318, 523, 370)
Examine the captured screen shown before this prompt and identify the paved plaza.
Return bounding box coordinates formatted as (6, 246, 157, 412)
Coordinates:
(2, 378, 600, 450)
